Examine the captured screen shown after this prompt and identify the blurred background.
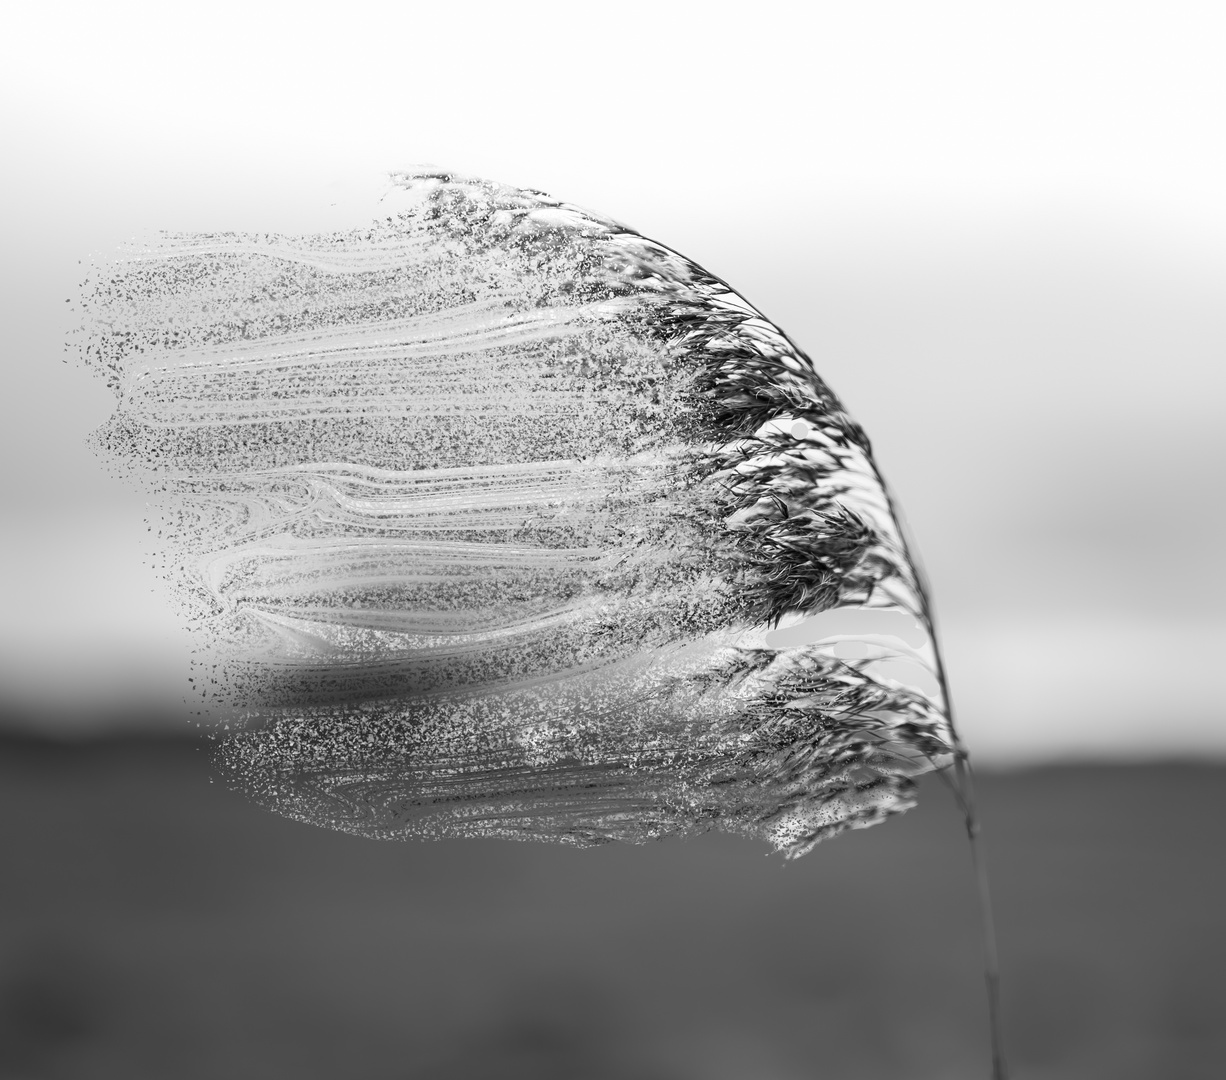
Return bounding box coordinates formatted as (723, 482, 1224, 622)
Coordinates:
(0, 2, 1222, 1077)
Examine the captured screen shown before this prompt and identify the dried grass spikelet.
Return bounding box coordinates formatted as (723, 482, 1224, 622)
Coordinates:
(77, 170, 959, 858)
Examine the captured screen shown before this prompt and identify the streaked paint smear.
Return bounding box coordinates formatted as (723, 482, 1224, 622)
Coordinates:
(77, 172, 958, 857)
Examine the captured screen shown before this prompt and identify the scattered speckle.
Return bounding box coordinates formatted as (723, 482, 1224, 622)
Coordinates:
(76, 171, 956, 857)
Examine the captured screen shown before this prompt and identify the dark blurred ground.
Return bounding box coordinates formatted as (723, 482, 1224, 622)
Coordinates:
(0, 734, 1221, 1080)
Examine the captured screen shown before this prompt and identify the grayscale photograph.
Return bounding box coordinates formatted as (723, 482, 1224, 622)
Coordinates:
(1, 4, 1222, 1078)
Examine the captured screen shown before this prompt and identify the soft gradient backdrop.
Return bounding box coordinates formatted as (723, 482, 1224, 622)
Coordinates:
(1, 1, 1223, 762)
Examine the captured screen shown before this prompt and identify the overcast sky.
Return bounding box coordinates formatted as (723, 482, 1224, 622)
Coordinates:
(1, 1, 1223, 761)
